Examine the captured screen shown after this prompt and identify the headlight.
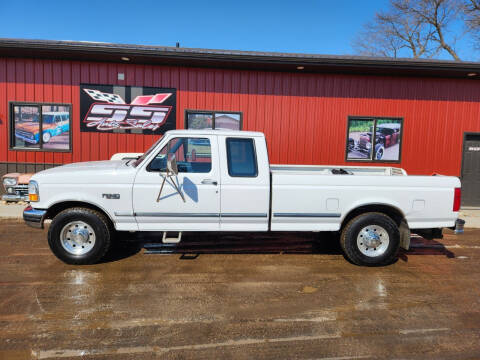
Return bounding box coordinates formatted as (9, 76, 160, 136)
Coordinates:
(366, 142, 372, 149)
(28, 180, 39, 202)
(3, 177, 17, 186)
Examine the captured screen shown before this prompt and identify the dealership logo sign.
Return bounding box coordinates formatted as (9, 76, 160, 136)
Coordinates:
(83, 89, 173, 131)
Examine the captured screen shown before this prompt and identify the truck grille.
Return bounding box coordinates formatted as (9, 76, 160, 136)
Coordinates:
(13, 184, 28, 196)
(16, 130, 34, 139)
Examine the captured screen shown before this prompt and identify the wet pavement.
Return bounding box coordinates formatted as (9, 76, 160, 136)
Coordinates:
(1, 220, 480, 359)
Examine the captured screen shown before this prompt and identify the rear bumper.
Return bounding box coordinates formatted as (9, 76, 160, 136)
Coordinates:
(23, 205, 47, 229)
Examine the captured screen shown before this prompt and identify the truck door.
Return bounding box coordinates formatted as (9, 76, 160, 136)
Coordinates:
(132, 135, 220, 231)
(218, 135, 270, 231)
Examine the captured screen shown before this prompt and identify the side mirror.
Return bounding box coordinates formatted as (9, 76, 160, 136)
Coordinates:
(157, 153, 185, 203)
(167, 154, 178, 175)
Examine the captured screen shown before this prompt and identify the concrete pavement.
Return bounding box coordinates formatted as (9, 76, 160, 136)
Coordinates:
(0, 201, 26, 219)
(459, 209, 480, 228)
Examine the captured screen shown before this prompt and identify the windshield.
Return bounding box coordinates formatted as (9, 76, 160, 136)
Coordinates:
(132, 137, 163, 168)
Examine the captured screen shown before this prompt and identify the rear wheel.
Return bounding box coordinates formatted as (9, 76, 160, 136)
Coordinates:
(48, 207, 112, 265)
(340, 212, 399, 266)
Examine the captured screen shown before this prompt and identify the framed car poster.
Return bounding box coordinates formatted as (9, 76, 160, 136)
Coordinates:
(9, 102, 72, 152)
(346, 117, 403, 162)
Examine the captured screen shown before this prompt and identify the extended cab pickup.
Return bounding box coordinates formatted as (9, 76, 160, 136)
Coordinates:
(23, 130, 461, 266)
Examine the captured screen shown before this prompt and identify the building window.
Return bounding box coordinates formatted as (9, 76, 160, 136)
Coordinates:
(226, 138, 258, 177)
(10, 102, 72, 151)
(185, 110, 242, 130)
(346, 117, 403, 162)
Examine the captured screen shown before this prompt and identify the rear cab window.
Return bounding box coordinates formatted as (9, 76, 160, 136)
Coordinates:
(226, 138, 258, 177)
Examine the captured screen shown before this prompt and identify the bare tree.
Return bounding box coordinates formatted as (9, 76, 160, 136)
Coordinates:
(352, 21, 404, 58)
(399, 0, 461, 60)
(463, 0, 480, 48)
(353, 1, 436, 58)
(353, 0, 461, 60)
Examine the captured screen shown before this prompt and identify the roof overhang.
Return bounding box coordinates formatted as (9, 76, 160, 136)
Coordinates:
(0, 38, 480, 79)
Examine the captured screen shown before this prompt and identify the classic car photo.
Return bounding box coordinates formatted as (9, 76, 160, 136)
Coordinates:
(347, 120, 402, 161)
(375, 123, 401, 148)
(349, 131, 385, 160)
(15, 111, 70, 146)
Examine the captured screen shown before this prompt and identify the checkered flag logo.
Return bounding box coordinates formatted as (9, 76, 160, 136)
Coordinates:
(83, 89, 125, 104)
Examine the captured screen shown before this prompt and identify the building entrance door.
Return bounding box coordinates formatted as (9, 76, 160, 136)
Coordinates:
(461, 133, 480, 207)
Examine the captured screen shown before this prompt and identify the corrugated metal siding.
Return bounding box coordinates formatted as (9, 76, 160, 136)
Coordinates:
(1, 57, 480, 176)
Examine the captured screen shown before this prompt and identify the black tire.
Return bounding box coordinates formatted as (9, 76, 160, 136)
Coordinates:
(48, 207, 112, 265)
(375, 144, 384, 160)
(348, 138, 355, 152)
(340, 212, 399, 266)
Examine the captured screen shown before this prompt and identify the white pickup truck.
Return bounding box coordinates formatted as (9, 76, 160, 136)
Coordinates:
(23, 130, 461, 266)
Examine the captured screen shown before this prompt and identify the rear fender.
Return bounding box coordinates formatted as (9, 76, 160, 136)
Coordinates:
(399, 219, 410, 250)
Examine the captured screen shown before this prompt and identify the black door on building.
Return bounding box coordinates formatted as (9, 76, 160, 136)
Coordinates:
(461, 133, 480, 207)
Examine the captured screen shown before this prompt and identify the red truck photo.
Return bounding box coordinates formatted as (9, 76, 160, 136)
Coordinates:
(376, 123, 401, 148)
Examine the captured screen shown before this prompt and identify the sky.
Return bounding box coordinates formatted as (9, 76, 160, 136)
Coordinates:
(0, 0, 477, 61)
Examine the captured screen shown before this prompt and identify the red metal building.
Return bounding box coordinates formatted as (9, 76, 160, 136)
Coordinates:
(1, 39, 480, 205)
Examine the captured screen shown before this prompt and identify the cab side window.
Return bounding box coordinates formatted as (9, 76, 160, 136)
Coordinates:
(226, 138, 258, 177)
(148, 137, 212, 173)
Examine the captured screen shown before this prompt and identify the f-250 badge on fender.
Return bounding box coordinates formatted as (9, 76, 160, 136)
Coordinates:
(102, 193, 120, 200)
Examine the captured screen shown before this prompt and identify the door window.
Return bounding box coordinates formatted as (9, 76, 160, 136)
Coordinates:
(226, 138, 258, 177)
(148, 137, 212, 173)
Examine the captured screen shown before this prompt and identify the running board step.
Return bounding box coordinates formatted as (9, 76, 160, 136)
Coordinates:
(162, 231, 182, 244)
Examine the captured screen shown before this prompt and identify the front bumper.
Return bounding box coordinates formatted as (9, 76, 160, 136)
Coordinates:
(23, 205, 47, 229)
(2, 194, 29, 202)
(15, 133, 38, 144)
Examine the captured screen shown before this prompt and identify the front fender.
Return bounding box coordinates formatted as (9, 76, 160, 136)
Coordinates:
(32, 185, 137, 231)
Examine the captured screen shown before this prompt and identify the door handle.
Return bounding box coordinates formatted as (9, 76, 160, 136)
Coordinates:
(201, 179, 218, 186)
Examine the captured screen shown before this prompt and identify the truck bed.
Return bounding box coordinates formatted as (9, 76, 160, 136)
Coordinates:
(270, 165, 459, 232)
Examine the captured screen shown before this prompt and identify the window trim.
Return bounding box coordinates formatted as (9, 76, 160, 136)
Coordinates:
(226, 137, 258, 178)
(345, 116, 404, 163)
(184, 109, 243, 130)
(146, 136, 213, 174)
(9, 101, 73, 152)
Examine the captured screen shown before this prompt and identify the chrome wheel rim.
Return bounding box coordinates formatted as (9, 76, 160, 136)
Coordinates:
(60, 221, 96, 255)
(356, 225, 389, 257)
(376, 148, 383, 160)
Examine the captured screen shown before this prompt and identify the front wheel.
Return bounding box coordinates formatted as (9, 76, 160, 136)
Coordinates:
(48, 207, 112, 264)
(42, 132, 51, 143)
(340, 212, 400, 266)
